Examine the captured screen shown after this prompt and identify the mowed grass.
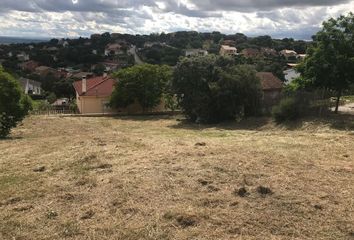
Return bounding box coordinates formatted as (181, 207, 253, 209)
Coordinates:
(0, 115, 353, 240)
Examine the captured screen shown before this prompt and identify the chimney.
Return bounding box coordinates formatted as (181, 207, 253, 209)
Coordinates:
(103, 71, 108, 78)
(82, 76, 87, 93)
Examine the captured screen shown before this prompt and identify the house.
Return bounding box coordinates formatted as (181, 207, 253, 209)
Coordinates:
(72, 72, 93, 80)
(256, 72, 283, 107)
(219, 45, 237, 56)
(222, 40, 236, 47)
(280, 49, 298, 59)
(35, 66, 54, 77)
(35, 66, 51, 76)
(297, 54, 307, 61)
(16, 52, 30, 62)
(18, 77, 42, 95)
(35, 66, 63, 78)
(73, 74, 168, 114)
(73, 74, 117, 114)
(144, 42, 159, 48)
(46, 47, 59, 52)
(52, 98, 69, 107)
(284, 63, 300, 84)
(105, 43, 124, 56)
(241, 48, 261, 58)
(101, 61, 120, 72)
(20, 60, 39, 72)
(185, 49, 208, 57)
(261, 47, 278, 57)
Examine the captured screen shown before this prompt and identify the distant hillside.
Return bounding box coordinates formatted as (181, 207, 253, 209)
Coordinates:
(0, 36, 48, 45)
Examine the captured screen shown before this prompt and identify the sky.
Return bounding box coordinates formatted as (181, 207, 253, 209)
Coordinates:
(0, 0, 353, 40)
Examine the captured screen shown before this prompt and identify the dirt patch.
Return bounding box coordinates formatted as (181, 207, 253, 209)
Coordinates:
(257, 186, 273, 195)
(235, 187, 249, 197)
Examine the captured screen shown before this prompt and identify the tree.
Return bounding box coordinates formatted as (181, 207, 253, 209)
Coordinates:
(172, 55, 262, 123)
(110, 64, 172, 112)
(0, 66, 32, 138)
(298, 13, 354, 113)
(93, 64, 106, 76)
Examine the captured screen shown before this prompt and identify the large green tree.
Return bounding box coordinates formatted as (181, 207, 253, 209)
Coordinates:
(110, 64, 172, 112)
(298, 13, 354, 113)
(0, 66, 32, 138)
(172, 55, 262, 123)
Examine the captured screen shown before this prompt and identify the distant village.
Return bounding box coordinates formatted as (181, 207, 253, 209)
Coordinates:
(0, 32, 308, 114)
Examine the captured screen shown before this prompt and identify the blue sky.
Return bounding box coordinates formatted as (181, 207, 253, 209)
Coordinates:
(0, 0, 353, 39)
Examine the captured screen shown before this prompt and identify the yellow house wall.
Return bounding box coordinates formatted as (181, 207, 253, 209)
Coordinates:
(77, 95, 114, 114)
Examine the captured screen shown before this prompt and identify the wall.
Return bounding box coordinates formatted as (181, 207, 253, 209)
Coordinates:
(77, 95, 114, 114)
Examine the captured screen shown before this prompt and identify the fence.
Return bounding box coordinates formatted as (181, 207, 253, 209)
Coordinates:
(31, 109, 78, 115)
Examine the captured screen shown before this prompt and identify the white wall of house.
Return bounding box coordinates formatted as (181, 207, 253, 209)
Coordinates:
(284, 69, 301, 84)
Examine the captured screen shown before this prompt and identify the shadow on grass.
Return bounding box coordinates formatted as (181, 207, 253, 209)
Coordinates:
(111, 113, 183, 122)
(320, 113, 354, 131)
(169, 117, 272, 131)
(277, 113, 354, 131)
(168, 113, 354, 132)
(0, 136, 23, 141)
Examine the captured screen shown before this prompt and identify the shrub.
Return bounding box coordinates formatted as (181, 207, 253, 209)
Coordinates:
(272, 97, 300, 123)
(0, 67, 32, 138)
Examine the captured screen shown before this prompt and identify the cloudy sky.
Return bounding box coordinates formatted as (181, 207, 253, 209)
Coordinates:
(0, 0, 353, 40)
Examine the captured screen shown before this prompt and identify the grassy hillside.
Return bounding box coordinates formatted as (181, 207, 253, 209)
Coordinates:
(0, 115, 353, 239)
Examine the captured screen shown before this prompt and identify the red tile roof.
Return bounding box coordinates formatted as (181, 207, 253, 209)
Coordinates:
(73, 76, 116, 97)
(256, 72, 283, 91)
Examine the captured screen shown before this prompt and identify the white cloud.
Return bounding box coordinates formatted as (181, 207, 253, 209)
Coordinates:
(0, 0, 353, 39)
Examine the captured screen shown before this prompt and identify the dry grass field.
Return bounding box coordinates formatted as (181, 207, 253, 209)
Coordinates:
(0, 115, 353, 240)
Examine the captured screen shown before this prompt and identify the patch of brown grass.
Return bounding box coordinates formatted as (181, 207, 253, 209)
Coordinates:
(0, 115, 353, 239)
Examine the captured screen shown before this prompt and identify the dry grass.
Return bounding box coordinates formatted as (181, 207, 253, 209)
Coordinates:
(0, 115, 353, 240)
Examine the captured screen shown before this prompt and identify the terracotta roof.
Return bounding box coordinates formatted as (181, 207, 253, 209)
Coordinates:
(73, 76, 116, 97)
(256, 72, 283, 91)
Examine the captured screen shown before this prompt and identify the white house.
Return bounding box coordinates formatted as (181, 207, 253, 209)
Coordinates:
(18, 77, 42, 95)
(16, 52, 30, 62)
(220, 45, 238, 56)
(280, 49, 298, 59)
(105, 43, 124, 56)
(284, 64, 301, 84)
(185, 49, 208, 57)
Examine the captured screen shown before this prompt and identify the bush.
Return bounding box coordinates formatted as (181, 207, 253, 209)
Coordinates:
(0, 67, 32, 138)
(272, 97, 300, 123)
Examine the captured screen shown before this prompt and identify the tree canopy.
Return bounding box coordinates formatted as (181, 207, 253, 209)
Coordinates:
(110, 64, 172, 112)
(297, 13, 354, 112)
(172, 55, 263, 123)
(0, 66, 32, 138)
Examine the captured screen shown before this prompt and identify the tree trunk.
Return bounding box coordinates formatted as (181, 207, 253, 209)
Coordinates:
(334, 89, 342, 114)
